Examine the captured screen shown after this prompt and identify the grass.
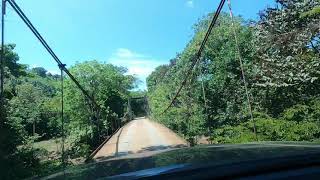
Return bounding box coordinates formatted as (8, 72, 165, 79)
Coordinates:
(32, 138, 72, 163)
(33, 138, 63, 153)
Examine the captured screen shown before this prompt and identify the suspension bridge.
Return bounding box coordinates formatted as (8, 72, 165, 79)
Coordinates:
(0, 0, 255, 168)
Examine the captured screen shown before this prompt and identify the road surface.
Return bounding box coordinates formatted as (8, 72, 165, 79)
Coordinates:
(93, 117, 188, 161)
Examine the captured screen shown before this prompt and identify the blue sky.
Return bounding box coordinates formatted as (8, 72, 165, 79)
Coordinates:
(5, 0, 275, 90)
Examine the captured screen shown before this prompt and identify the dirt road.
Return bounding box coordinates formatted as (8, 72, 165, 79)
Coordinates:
(93, 117, 188, 161)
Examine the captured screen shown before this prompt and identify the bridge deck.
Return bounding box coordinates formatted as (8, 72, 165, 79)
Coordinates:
(93, 117, 188, 161)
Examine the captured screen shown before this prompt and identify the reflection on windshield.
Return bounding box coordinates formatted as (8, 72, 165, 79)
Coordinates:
(0, 0, 319, 179)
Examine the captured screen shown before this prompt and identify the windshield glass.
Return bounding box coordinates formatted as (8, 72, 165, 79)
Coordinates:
(0, 0, 319, 179)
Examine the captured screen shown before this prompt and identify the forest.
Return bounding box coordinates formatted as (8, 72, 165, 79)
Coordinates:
(0, 0, 320, 179)
(147, 0, 320, 144)
(0, 52, 138, 178)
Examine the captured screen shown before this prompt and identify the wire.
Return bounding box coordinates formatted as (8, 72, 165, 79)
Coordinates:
(198, 61, 208, 112)
(7, 0, 62, 64)
(7, 0, 100, 110)
(227, 0, 257, 141)
(161, 0, 226, 114)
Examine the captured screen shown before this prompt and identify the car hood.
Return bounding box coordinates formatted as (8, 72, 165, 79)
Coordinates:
(43, 142, 320, 179)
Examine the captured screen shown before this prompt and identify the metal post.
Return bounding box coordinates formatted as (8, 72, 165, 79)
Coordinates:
(145, 96, 150, 117)
(59, 64, 66, 172)
(128, 98, 132, 120)
(0, 0, 6, 99)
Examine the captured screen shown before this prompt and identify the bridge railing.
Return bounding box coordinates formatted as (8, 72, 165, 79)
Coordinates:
(86, 108, 133, 162)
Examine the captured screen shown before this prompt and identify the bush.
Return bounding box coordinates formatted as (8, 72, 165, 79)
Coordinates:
(211, 117, 320, 143)
(211, 125, 256, 143)
(282, 104, 310, 122)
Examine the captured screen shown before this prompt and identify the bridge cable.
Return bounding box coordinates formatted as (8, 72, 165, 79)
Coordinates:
(161, 0, 226, 114)
(7, 0, 109, 155)
(7, 0, 100, 110)
(198, 60, 208, 112)
(227, 0, 257, 141)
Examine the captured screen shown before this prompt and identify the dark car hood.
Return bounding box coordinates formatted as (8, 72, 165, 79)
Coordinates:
(44, 142, 320, 179)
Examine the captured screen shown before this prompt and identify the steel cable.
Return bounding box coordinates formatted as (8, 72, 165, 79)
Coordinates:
(161, 0, 226, 114)
(227, 0, 257, 141)
(7, 0, 99, 109)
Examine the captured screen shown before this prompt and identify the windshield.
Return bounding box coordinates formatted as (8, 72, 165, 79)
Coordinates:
(0, 0, 320, 179)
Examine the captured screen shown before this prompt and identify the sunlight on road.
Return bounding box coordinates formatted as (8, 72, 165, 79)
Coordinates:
(93, 118, 188, 161)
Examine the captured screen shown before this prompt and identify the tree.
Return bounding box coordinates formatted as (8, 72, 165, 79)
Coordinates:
(31, 67, 47, 78)
(0, 44, 41, 179)
(254, 0, 320, 115)
(147, 1, 320, 144)
(2, 44, 27, 77)
(64, 61, 137, 156)
(147, 13, 255, 142)
(9, 83, 45, 136)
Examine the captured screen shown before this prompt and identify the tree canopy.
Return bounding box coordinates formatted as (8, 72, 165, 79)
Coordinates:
(147, 0, 320, 144)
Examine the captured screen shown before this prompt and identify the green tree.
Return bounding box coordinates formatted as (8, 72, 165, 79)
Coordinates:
(254, 0, 320, 116)
(9, 83, 45, 137)
(31, 67, 47, 78)
(148, 13, 254, 143)
(147, 1, 320, 144)
(64, 61, 136, 156)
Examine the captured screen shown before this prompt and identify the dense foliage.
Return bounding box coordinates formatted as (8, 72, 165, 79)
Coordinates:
(0, 46, 136, 179)
(147, 0, 320, 144)
(65, 61, 136, 156)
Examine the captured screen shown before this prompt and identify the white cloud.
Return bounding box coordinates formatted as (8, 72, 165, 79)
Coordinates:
(31, 64, 39, 68)
(47, 70, 59, 75)
(30, 64, 59, 75)
(186, 0, 194, 8)
(107, 48, 166, 90)
(115, 48, 145, 59)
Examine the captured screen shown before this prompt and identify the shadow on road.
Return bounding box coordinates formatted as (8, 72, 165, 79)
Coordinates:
(136, 144, 187, 153)
(95, 144, 188, 162)
(115, 126, 125, 156)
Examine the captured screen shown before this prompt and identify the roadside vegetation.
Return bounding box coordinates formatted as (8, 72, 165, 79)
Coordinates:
(147, 0, 320, 144)
(0, 50, 137, 179)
